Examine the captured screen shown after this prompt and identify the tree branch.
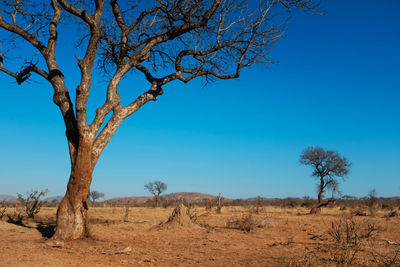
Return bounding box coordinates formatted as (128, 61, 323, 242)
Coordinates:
(0, 13, 47, 54)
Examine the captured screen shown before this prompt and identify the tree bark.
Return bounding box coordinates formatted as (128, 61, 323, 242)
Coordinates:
(317, 176, 324, 204)
(54, 137, 93, 240)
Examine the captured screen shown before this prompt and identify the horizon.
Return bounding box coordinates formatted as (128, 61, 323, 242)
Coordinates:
(2, 191, 400, 201)
(1, 0, 399, 200)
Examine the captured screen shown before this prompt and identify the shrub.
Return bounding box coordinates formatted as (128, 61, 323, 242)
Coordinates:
(0, 204, 6, 219)
(17, 189, 49, 218)
(328, 217, 380, 266)
(226, 212, 271, 232)
(328, 217, 380, 245)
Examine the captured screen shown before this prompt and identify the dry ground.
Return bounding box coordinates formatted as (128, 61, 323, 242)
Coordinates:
(1, 206, 399, 266)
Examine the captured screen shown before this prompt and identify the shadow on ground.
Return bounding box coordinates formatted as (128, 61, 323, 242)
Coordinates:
(7, 215, 55, 238)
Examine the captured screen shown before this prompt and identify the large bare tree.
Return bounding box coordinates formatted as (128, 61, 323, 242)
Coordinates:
(300, 146, 351, 213)
(0, 0, 318, 240)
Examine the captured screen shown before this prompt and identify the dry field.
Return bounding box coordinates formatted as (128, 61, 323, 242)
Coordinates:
(1, 205, 399, 266)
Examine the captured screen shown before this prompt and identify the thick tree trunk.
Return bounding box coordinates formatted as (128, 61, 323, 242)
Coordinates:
(54, 137, 93, 240)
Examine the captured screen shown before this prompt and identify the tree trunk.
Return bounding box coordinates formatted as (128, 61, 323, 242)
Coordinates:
(155, 195, 159, 207)
(54, 137, 93, 240)
(317, 191, 323, 204)
(318, 177, 324, 204)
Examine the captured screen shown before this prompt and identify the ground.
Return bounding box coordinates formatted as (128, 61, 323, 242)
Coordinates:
(1, 206, 399, 266)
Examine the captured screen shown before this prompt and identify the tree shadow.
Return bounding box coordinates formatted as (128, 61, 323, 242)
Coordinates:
(36, 223, 56, 238)
(7, 214, 27, 227)
(7, 215, 55, 238)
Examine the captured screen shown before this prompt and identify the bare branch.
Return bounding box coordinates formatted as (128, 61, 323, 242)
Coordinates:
(56, 0, 93, 25)
(0, 13, 47, 54)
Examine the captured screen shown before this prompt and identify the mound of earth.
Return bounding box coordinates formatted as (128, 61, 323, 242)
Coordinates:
(157, 204, 200, 229)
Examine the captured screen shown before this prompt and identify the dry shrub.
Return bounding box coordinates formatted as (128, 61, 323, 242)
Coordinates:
(328, 217, 379, 245)
(371, 245, 400, 267)
(328, 217, 380, 266)
(7, 211, 24, 225)
(352, 208, 367, 216)
(17, 189, 48, 219)
(386, 210, 398, 218)
(226, 212, 271, 232)
(0, 204, 6, 219)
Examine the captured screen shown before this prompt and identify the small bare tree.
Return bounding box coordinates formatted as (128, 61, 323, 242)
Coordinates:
(123, 205, 129, 222)
(0, 0, 319, 239)
(17, 189, 49, 219)
(89, 190, 105, 206)
(300, 146, 351, 213)
(367, 189, 378, 216)
(255, 196, 263, 214)
(144, 181, 167, 207)
(216, 192, 223, 213)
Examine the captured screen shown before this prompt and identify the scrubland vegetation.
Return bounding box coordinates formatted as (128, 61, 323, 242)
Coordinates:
(1, 195, 399, 266)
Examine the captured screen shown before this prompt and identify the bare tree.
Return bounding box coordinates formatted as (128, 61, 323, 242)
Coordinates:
(216, 192, 223, 213)
(0, 0, 319, 239)
(144, 181, 167, 207)
(300, 146, 351, 213)
(367, 189, 378, 216)
(89, 190, 105, 206)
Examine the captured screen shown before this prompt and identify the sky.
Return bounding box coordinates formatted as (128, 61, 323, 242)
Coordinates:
(0, 0, 399, 200)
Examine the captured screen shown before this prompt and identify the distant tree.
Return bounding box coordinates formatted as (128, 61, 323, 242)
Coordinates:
(144, 181, 167, 207)
(255, 196, 263, 214)
(300, 146, 351, 213)
(89, 190, 105, 206)
(17, 189, 49, 218)
(216, 193, 223, 214)
(367, 189, 378, 215)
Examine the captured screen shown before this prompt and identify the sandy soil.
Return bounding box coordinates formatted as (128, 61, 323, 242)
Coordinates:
(1, 206, 399, 266)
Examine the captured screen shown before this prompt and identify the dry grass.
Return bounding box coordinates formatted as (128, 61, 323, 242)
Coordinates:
(0, 206, 399, 266)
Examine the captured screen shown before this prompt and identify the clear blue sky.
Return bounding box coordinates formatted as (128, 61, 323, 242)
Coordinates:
(0, 0, 399, 199)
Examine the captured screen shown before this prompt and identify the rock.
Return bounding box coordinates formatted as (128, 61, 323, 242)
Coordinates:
(115, 246, 132, 254)
(45, 240, 64, 248)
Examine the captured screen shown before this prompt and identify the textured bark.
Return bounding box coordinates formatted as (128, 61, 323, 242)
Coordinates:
(54, 137, 93, 240)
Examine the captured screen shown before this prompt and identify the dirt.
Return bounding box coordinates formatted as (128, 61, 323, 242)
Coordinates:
(1, 206, 399, 266)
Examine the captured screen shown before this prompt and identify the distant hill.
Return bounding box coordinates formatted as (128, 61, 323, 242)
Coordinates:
(44, 196, 63, 203)
(108, 192, 225, 204)
(0, 195, 17, 203)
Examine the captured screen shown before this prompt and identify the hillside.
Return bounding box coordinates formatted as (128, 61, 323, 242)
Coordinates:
(108, 192, 222, 204)
(0, 195, 16, 203)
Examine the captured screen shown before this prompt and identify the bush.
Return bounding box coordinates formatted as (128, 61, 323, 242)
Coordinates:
(328, 217, 380, 266)
(17, 189, 48, 218)
(328, 217, 380, 244)
(226, 212, 271, 232)
(0, 204, 6, 219)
